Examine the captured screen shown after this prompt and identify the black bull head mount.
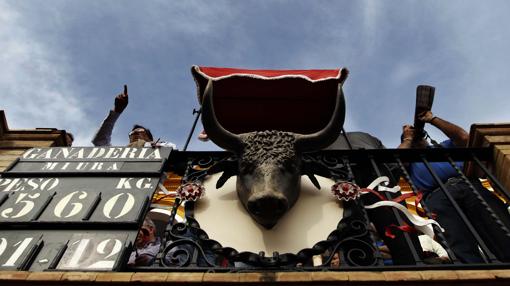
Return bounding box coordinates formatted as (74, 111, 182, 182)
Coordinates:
(201, 80, 346, 229)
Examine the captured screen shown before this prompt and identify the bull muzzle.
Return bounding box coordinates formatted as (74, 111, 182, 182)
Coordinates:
(247, 194, 289, 229)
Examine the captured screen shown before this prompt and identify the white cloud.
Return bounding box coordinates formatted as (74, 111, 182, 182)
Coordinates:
(390, 62, 422, 85)
(1, 0, 509, 150)
(0, 2, 93, 145)
(360, 0, 381, 53)
(426, 2, 510, 130)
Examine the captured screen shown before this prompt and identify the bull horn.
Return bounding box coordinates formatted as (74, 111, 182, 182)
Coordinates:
(201, 80, 243, 152)
(295, 83, 346, 152)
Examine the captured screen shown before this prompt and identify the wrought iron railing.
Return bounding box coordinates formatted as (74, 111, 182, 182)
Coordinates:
(129, 146, 510, 272)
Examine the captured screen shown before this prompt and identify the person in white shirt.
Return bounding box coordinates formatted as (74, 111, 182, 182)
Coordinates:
(418, 235, 450, 263)
(91, 85, 176, 149)
(128, 218, 161, 266)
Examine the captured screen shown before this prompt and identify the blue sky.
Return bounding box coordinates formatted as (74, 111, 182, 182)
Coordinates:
(1, 1, 509, 150)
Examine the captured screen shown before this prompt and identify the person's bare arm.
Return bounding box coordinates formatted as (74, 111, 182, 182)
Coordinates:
(419, 111, 469, 147)
(397, 125, 415, 149)
(91, 85, 128, 146)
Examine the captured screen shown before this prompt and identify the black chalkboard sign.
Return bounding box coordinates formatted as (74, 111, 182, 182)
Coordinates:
(4, 147, 172, 175)
(0, 177, 157, 224)
(0, 147, 172, 271)
(0, 232, 42, 270)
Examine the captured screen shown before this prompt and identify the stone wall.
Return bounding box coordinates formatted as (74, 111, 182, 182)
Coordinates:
(468, 123, 510, 193)
(0, 110, 69, 172)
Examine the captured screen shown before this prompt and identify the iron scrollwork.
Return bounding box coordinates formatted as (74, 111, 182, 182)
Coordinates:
(157, 153, 378, 269)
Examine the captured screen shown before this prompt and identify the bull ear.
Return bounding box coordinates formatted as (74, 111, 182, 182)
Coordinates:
(201, 80, 242, 152)
(295, 83, 346, 152)
(207, 158, 239, 189)
(302, 159, 333, 190)
(306, 173, 322, 190)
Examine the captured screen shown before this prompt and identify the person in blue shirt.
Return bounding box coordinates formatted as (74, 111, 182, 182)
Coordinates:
(399, 111, 510, 263)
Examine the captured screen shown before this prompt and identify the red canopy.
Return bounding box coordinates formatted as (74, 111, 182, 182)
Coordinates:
(192, 66, 347, 135)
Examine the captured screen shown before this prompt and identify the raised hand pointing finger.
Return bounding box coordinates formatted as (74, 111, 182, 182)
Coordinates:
(114, 84, 129, 113)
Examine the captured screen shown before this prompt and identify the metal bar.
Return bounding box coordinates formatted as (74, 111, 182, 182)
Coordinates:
(169, 198, 182, 228)
(19, 238, 44, 271)
(368, 157, 424, 265)
(341, 128, 353, 150)
(0, 171, 164, 178)
(421, 155, 496, 263)
(342, 157, 384, 267)
(471, 153, 510, 202)
(183, 108, 202, 151)
(48, 241, 68, 270)
(158, 198, 182, 267)
(171, 148, 490, 165)
(0, 193, 8, 208)
(30, 192, 56, 221)
(317, 147, 493, 164)
(133, 261, 510, 272)
(394, 156, 459, 264)
(113, 241, 132, 271)
(446, 156, 510, 237)
(82, 192, 102, 221)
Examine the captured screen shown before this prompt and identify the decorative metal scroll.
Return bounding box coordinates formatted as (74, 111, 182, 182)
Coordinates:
(159, 202, 377, 268)
(156, 153, 378, 269)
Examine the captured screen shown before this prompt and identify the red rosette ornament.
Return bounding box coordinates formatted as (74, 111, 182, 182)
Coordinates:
(176, 182, 205, 201)
(331, 181, 361, 201)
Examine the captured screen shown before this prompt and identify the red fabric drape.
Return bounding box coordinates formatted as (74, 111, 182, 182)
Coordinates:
(191, 65, 347, 134)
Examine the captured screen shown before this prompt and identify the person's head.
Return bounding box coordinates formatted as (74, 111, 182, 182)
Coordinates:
(65, 132, 74, 147)
(129, 124, 153, 143)
(401, 127, 429, 149)
(330, 252, 341, 268)
(135, 217, 156, 248)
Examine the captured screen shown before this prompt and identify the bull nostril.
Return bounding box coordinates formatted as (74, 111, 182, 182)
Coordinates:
(248, 201, 262, 215)
(275, 199, 288, 215)
(248, 197, 288, 218)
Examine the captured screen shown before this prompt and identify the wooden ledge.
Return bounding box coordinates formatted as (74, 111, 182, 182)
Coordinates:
(1, 270, 510, 285)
